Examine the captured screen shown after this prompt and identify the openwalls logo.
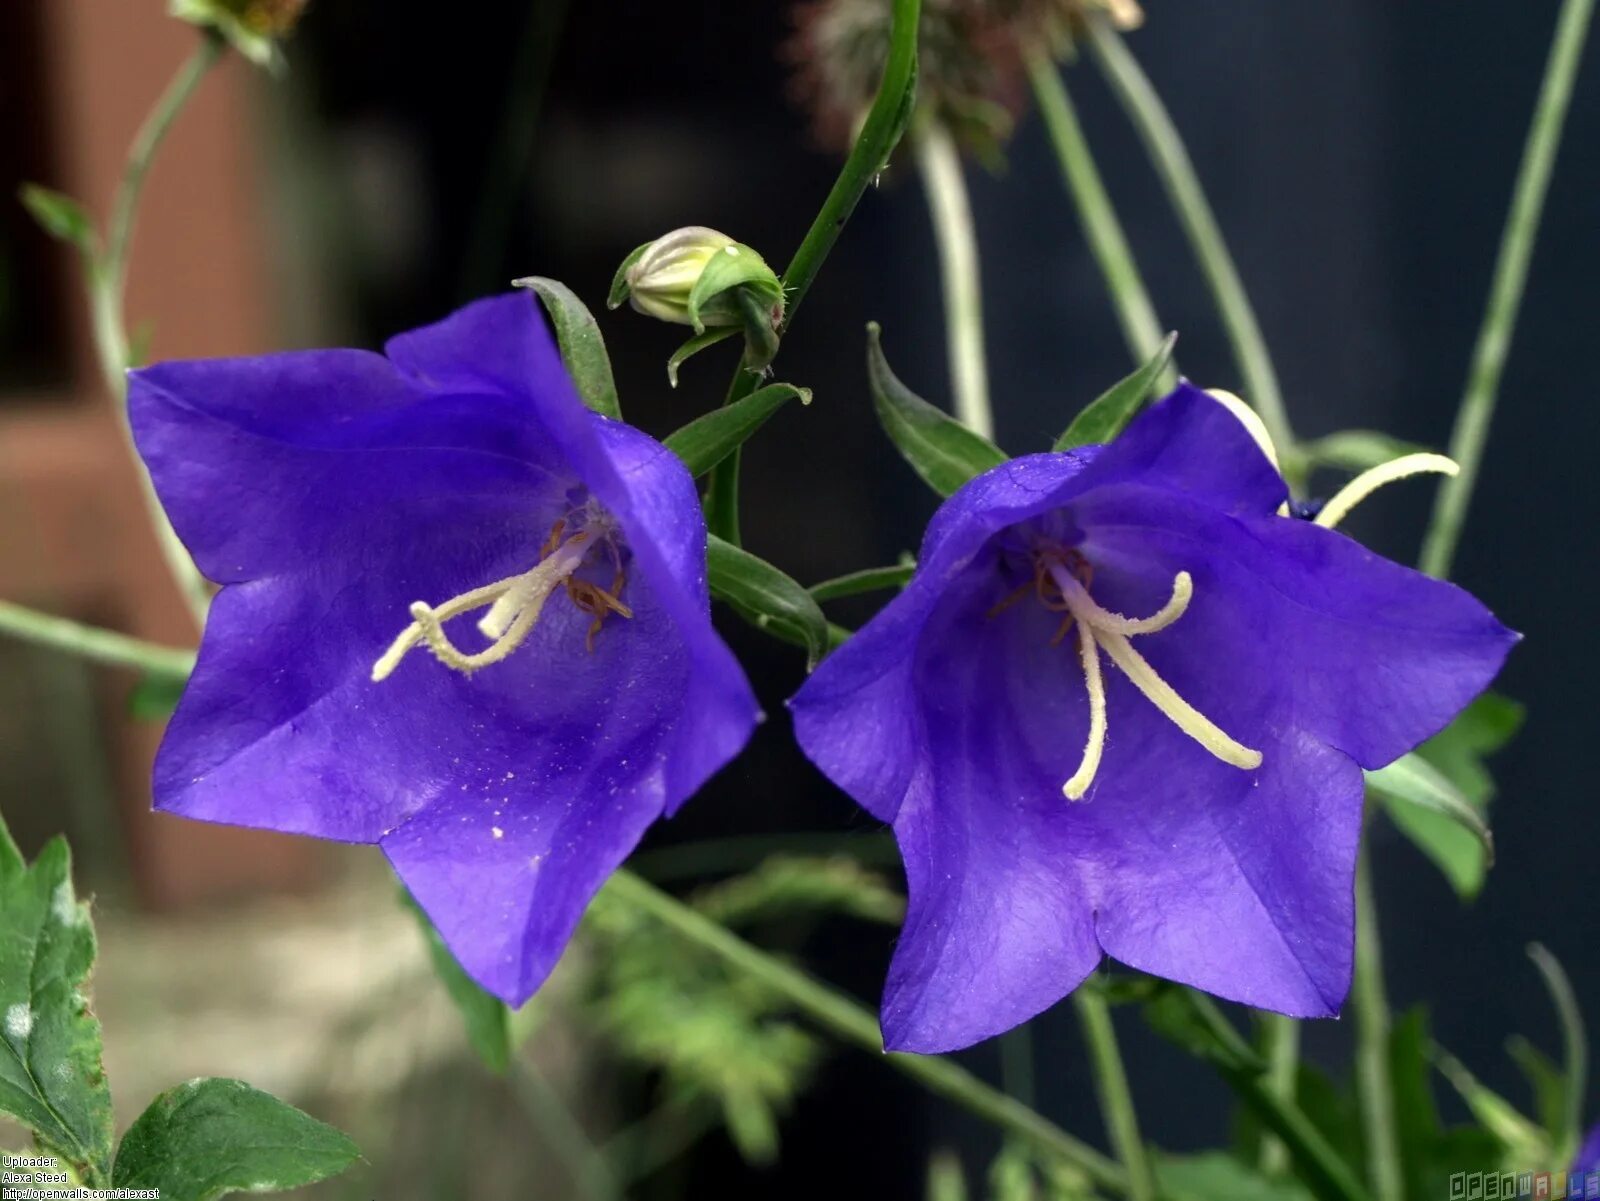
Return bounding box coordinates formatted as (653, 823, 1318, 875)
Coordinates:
(1449, 1169, 1600, 1199)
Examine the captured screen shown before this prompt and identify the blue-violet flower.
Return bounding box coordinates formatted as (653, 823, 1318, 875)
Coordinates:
(790, 384, 1517, 1053)
(129, 293, 760, 1004)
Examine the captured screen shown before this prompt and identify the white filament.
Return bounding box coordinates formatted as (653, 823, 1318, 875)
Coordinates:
(1314, 453, 1459, 531)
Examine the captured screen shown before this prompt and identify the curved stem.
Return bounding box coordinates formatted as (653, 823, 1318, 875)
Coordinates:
(914, 123, 993, 438)
(1074, 988, 1157, 1201)
(1419, 0, 1595, 577)
(1258, 1013, 1301, 1175)
(1086, 22, 1292, 457)
(703, 0, 922, 543)
(1353, 851, 1403, 1201)
(603, 870, 1127, 1195)
(1024, 48, 1172, 384)
(0, 601, 196, 679)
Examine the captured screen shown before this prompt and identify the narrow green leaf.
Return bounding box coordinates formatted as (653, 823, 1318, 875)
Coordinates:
(685, 243, 784, 334)
(112, 1078, 360, 1200)
(0, 814, 113, 1185)
(867, 322, 1008, 497)
(1389, 1008, 1444, 1201)
(401, 890, 512, 1073)
(1052, 331, 1178, 451)
(1153, 1151, 1314, 1201)
(1367, 751, 1495, 899)
(707, 535, 828, 669)
(514, 277, 622, 421)
(667, 327, 740, 388)
(1298, 430, 1431, 473)
(1506, 1035, 1567, 1152)
(1416, 691, 1525, 807)
(1142, 987, 1265, 1075)
(808, 561, 916, 603)
(606, 241, 651, 309)
(1432, 1047, 1550, 1164)
(1525, 943, 1587, 1164)
(19, 185, 96, 254)
(663, 383, 811, 478)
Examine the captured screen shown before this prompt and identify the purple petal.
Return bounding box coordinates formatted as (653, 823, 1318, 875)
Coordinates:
(1577, 1123, 1600, 1177)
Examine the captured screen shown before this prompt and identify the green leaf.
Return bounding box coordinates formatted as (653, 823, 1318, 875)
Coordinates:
(707, 535, 828, 669)
(690, 856, 904, 928)
(685, 243, 784, 335)
(0, 814, 113, 1185)
(515, 277, 622, 420)
(926, 1150, 969, 1201)
(663, 383, 811, 478)
(1154, 1151, 1314, 1201)
(606, 241, 651, 309)
(667, 327, 740, 388)
(1052, 332, 1178, 451)
(987, 1140, 1039, 1201)
(128, 671, 185, 720)
(1416, 691, 1525, 809)
(1433, 1046, 1549, 1164)
(1506, 1035, 1566, 1152)
(867, 323, 1008, 497)
(1298, 430, 1431, 473)
(19, 185, 96, 254)
(1390, 1008, 1445, 1201)
(1142, 986, 1265, 1075)
(1367, 752, 1494, 899)
(112, 1078, 360, 1200)
(1524, 943, 1587, 1164)
(401, 890, 512, 1073)
(808, 560, 916, 603)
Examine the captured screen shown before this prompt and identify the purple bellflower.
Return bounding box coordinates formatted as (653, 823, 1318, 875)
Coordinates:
(791, 384, 1516, 1053)
(1577, 1123, 1600, 1178)
(129, 293, 760, 1004)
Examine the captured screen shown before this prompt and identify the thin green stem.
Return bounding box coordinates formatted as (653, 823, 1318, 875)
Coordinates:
(914, 122, 993, 438)
(703, 0, 922, 543)
(1419, 0, 1595, 577)
(1024, 48, 1172, 385)
(1073, 989, 1157, 1201)
(1258, 1013, 1301, 1175)
(1353, 851, 1403, 1201)
(1087, 22, 1292, 457)
(603, 870, 1127, 1195)
(0, 601, 196, 679)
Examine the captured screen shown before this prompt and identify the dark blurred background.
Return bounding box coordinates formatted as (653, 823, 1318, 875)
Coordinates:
(2, 1, 1595, 1196)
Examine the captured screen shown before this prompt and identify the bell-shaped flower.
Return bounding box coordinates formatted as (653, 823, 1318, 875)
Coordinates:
(790, 384, 1517, 1053)
(129, 294, 760, 1004)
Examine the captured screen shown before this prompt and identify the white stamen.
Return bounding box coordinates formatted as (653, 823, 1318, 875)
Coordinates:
(1314, 453, 1459, 531)
(1046, 562, 1262, 798)
(1207, 388, 1291, 517)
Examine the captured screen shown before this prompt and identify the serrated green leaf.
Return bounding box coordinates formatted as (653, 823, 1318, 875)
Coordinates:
(707, 535, 828, 669)
(19, 185, 95, 254)
(667, 327, 740, 388)
(867, 323, 1008, 496)
(808, 560, 916, 603)
(685, 243, 784, 335)
(112, 1078, 359, 1200)
(663, 383, 811, 478)
(1154, 1151, 1314, 1201)
(1298, 430, 1431, 473)
(1052, 332, 1177, 451)
(1367, 752, 1494, 899)
(606, 241, 651, 310)
(515, 277, 621, 421)
(401, 890, 512, 1073)
(0, 814, 113, 1185)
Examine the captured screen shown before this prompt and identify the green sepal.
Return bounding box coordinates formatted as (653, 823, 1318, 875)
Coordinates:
(663, 383, 811, 479)
(606, 241, 652, 310)
(19, 184, 97, 256)
(808, 560, 916, 603)
(111, 1078, 360, 1199)
(1153, 1152, 1314, 1201)
(667, 327, 740, 388)
(867, 323, 1008, 497)
(515, 277, 622, 421)
(685, 243, 784, 335)
(1366, 752, 1495, 897)
(0, 812, 114, 1185)
(1052, 331, 1178, 451)
(707, 535, 828, 670)
(401, 889, 523, 1074)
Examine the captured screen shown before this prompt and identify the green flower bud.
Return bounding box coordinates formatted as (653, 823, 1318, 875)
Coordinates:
(170, 0, 308, 68)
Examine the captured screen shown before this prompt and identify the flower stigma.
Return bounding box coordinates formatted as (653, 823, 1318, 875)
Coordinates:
(993, 546, 1262, 800)
(371, 512, 632, 682)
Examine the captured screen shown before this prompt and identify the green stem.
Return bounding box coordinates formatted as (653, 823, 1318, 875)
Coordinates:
(914, 122, 993, 438)
(1353, 851, 1403, 1201)
(90, 33, 224, 626)
(998, 1025, 1036, 1109)
(703, 0, 922, 543)
(603, 870, 1127, 1195)
(1073, 989, 1157, 1201)
(1087, 22, 1293, 457)
(1258, 1013, 1301, 1175)
(1024, 48, 1172, 384)
(0, 601, 196, 679)
(1418, 0, 1595, 578)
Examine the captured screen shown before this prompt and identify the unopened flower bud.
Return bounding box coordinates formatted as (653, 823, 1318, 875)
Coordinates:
(170, 0, 308, 68)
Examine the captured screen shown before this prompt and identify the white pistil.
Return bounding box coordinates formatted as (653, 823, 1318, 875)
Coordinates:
(371, 537, 590, 682)
(1047, 564, 1261, 800)
(1314, 453, 1459, 531)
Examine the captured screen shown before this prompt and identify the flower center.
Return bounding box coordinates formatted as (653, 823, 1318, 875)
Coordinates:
(370, 515, 632, 682)
(993, 548, 1262, 800)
